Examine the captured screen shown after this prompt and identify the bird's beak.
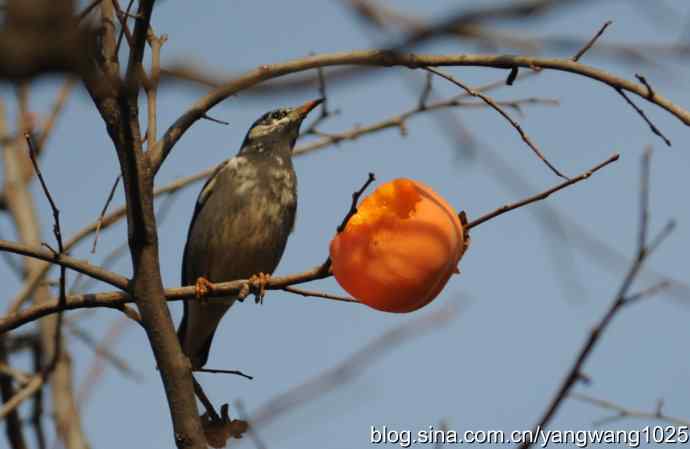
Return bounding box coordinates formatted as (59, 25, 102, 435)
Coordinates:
(293, 98, 324, 120)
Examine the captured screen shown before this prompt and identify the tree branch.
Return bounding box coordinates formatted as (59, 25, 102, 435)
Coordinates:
(149, 50, 690, 175)
(518, 149, 675, 448)
(467, 153, 619, 229)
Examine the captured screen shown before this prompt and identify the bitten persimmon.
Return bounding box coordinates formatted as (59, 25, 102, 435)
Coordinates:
(329, 178, 468, 313)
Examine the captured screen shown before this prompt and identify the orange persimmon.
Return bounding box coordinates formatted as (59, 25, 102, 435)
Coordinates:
(329, 178, 468, 313)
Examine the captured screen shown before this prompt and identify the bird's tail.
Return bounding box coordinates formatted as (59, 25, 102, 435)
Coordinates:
(177, 301, 232, 369)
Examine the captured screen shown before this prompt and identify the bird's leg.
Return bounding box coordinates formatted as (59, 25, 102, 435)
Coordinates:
(195, 276, 214, 304)
(248, 272, 271, 304)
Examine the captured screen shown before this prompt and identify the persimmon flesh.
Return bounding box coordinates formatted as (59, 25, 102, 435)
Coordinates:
(329, 178, 467, 312)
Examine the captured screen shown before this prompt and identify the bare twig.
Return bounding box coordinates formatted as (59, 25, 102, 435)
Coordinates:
(113, 0, 135, 52)
(25, 133, 66, 374)
(200, 113, 229, 126)
(149, 51, 690, 176)
(302, 66, 332, 135)
(194, 368, 253, 380)
(635, 73, 655, 98)
(573, 20, 613, 61)
(193, 377, 220, 422)
(283, 286, 358, 303)
(0, 363, 31, 386)
(571, 393, 690, 428)
(337, 173, 376, 233)
(424, 67, 567, 179)
(0, 376, 44, 420)
(91, 175, 121, 253)
(616, 88, 671, 146)
(467, 154, 619, 229)
(518, 150, 674, 449)
(6, 168, 211, 315)
(624, 280, 672, 305)
(0, 239, 130, 291)
(418, 71, 434, 108)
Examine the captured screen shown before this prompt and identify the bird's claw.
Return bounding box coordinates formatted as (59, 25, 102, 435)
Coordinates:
(248, 272, 271, 304)
(195, 277, 214, 304)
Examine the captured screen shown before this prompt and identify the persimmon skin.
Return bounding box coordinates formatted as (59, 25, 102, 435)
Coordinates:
(329, 178, 466, 313)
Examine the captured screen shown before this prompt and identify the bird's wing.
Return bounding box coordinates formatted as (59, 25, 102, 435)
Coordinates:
(177, 158, 229, 354)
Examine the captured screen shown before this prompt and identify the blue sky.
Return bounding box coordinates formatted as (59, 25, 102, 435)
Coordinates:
(2, 1, 690, 448)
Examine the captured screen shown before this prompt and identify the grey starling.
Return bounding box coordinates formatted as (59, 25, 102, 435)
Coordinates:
(178, 99, 323, 369)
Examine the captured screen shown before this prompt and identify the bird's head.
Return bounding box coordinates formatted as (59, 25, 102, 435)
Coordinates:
(239, 99, 323, 155)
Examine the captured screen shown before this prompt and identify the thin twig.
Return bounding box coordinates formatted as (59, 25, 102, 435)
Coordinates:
(624, 280, 672, 305)
(25, 133, 66, 374)
(635, 73, 655, 98)
(283, 286, 358, 303)
(0, 376, 44, 420)
(6, 168, 211, 315)
(573, 20, 613, 61)
(0, 363, 31, 386)
(571, 393, 690, 428)
(418, 71, 433, 108)
(337, 173, 376, 233)
(302, 66, 333, 135)
(194, 368, 253, 380)
(616, 88, 671, 146)
(114, 0, 136, 53)
(467, 154, 619, 229)
(425, 67, 568, 179)
(200, 113, 229, 126)
(91, 175, 121, 253)
(193, 376, 220, 422)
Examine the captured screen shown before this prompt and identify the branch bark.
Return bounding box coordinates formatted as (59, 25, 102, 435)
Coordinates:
(82, 1, 207, 446)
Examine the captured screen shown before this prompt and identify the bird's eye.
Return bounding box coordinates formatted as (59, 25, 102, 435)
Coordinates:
(271, 111, 285, 120)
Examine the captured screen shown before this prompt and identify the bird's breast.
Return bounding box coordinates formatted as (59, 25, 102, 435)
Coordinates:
(184, 157, 297, 283)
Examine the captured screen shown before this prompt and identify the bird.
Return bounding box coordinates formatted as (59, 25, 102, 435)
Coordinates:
(177, 99, 323, 369)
